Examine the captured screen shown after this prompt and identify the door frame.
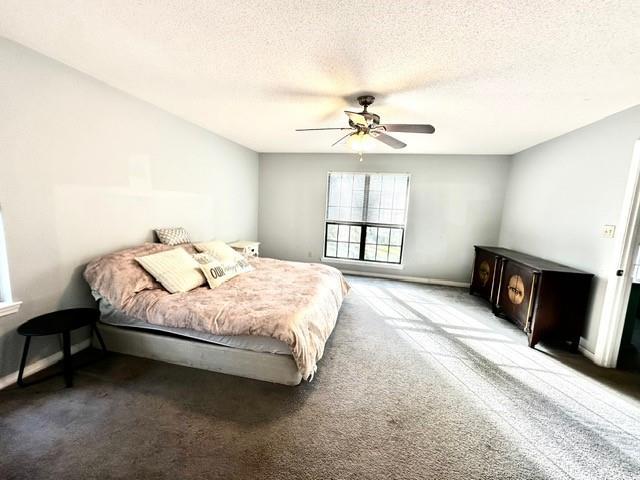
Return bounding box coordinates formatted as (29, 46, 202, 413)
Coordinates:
(595, 139, 640, 367)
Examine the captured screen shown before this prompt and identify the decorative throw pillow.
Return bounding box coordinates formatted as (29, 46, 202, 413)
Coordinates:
(193, 240, 243, 263)
(135, 247, 205, 293)
(192, 252, 215, 265)
(223, 256, 253, 275)
(198, 255, 253, 289)
(154, 227, 191, 246)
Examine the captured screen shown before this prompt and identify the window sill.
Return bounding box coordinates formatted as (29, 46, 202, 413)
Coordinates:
(321, 257, 405, 270)
(0, 301, 21, 318)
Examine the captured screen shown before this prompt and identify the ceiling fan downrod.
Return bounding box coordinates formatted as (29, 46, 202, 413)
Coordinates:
(357, 95, 375, 113)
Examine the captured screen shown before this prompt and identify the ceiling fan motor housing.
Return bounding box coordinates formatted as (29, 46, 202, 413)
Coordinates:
(357, 95, 376, 109)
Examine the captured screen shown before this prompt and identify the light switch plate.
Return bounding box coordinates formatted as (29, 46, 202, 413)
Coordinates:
(602, 224, 616, 238)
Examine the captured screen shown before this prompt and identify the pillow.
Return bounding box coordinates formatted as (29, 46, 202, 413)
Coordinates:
(192, 252, 214, 265)
(225, 256, 254, 275)
(135, 248, 205, 293)
(154, 227, 191, 246)
(84, 243, 171, 309)
(193, 240, 243, 263)
(197, 255, 254, 289)
(192, 251, 253, 272)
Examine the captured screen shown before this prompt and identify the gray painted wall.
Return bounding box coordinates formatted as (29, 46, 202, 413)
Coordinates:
(0, 39, 259, 379)
(499, 105, 640, 353)
(2, 37, 638, 381)
(259, 153, 511, 282)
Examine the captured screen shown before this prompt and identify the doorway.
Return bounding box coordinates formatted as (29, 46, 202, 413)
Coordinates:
(618, 246, 640, 369)
(596, 139, 640, 368)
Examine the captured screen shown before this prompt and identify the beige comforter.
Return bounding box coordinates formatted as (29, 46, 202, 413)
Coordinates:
(84, 244, 350, 379)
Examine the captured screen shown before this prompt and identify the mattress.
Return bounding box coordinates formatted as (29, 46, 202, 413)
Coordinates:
(98, 299, 292, 355)
(84, 244, 350, 379)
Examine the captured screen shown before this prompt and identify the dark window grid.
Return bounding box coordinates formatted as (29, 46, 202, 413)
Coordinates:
(324, 221, 404, 265)
(365, 226, 403, 246)
(365, 238, 403, 248)
(364, 227, 404, 263)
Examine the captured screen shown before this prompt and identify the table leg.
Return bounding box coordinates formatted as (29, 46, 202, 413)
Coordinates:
(62, 330, 72, 388)
(92, 323, 108, 355)
(17, 336, 31, 387)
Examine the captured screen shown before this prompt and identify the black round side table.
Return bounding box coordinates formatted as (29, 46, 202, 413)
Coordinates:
(17, 308, 107, 388)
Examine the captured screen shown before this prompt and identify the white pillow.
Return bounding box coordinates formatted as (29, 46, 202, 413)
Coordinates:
(195, 253, 254, 289)
(135, 248, 205, 293)
(193, 240, 243, 263)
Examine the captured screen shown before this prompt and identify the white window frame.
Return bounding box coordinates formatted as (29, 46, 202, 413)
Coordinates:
(321, 171, 411, 270)
(0, 209, 21, 317)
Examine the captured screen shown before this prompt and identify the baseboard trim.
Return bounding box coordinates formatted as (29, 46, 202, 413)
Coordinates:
(0, 338, 91, 390)
(339, 269, 470, 288)
(578, 344, 597, 363)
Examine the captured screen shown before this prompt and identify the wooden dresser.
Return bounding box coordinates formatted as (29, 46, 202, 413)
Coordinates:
(470, 246, 593, 350)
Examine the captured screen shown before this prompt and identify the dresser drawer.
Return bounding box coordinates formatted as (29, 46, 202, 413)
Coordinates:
(470, 247, 500, 303)
(497, 260, 539, 330)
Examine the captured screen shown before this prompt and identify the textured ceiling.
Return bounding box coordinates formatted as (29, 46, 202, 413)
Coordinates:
(1, 1, 639, 154)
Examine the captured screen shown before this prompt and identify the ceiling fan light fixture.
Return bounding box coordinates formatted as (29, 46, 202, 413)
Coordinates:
(349, 132, 374, 152)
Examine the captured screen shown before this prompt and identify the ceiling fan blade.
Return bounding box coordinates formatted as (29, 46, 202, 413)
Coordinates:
(331, 132, 355, 147)
(344, 111, 368, 127)
(371, 132, 407, 149)
(382, 124, 435, 134)
(296, 127, 354, 131)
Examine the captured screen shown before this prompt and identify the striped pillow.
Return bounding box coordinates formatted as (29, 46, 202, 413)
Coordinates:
(135, 248, 205, 293)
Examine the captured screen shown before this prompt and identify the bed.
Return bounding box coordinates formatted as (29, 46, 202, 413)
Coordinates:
(84, 243, 350, 385)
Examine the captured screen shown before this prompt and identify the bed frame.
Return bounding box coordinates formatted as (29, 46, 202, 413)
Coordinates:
(94, 324, 303, 386)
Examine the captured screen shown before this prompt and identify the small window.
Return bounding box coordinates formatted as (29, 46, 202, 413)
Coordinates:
(0, 209, 13, 304)
(324, 172, 410, 265)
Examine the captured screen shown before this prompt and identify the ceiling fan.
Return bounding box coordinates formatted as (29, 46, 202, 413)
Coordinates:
(295, 95, 435, 150)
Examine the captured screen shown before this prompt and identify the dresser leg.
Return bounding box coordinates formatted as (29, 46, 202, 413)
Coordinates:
(527, 333, 539, 349)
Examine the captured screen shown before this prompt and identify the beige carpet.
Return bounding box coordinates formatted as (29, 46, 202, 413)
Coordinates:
(2, 276, 640, 479)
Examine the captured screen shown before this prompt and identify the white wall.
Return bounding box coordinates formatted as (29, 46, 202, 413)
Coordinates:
(499, 105, 640, 354)
(0, 38, 259, 378)
(259, 153, 510, 282)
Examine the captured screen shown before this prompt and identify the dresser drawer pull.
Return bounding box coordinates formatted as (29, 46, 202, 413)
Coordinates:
(507, 286, 523, 296)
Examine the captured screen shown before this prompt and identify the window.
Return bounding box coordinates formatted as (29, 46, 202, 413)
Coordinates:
(324, 172, 410, 265)
(0, 209, 20, 316)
